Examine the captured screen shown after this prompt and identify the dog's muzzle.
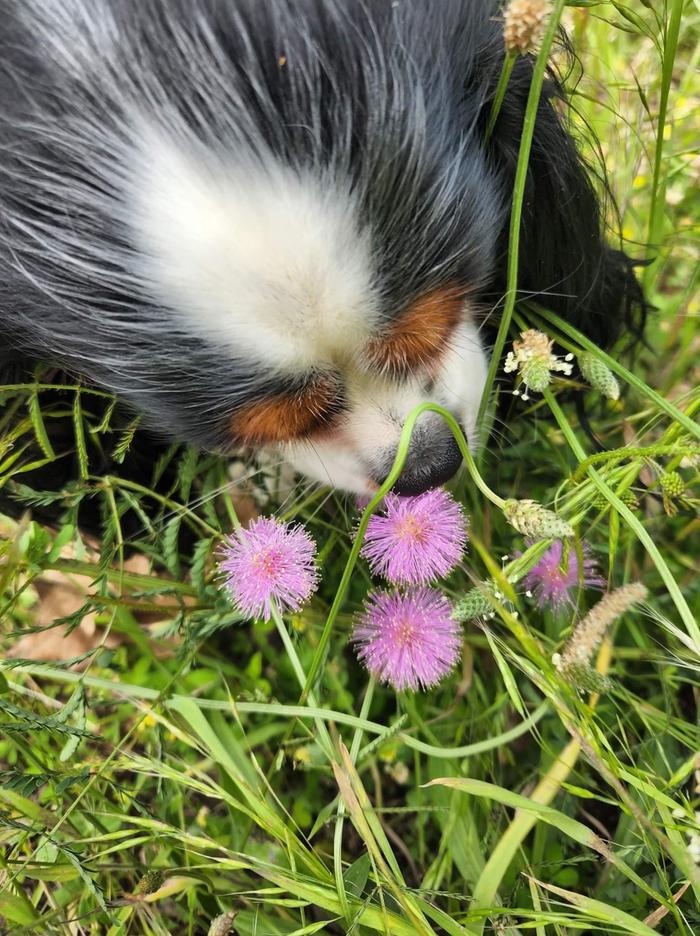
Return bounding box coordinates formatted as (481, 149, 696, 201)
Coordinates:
(372, 413, 464, 496)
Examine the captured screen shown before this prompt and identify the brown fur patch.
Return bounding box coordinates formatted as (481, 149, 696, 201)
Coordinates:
(230, 375, 343, 445)
(366, 285, 466, 376)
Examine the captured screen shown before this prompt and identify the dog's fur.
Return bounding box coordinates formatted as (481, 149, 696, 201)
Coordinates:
(0, 0, 642, 496)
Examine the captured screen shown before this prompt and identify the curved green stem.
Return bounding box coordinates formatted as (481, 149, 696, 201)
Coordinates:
(298, 402, 505, 705)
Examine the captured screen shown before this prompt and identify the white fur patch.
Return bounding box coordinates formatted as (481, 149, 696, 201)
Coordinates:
(130, 132, 379, 371)
(434, 319, 488, 449)
(128, 130, 489, 494)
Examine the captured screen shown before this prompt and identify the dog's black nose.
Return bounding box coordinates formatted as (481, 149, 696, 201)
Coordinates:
(390, 434, 463, 496)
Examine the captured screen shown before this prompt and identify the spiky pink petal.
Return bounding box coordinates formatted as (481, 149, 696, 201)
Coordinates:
(219, 517, 318, 620)
(360, 489, 468, 585)
(353, 588, 462, 691)
(523, 540, 604, 610)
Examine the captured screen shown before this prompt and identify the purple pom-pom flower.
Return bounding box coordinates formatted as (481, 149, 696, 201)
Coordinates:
(523, 540, 604, 610)
(219, 517, 319, 621)
(352, 587, 462, 691)
(360, 489, 468, 585)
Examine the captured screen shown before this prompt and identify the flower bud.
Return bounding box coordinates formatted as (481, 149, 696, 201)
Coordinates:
(578, 352, 620, 400)
(208, 911, 237, 936)
(134, 870, 165, 896)
(503, 499, 574, 539)
(453, 586, 495, 622)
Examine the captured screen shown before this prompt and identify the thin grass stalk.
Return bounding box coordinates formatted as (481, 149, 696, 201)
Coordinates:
(464, 639, 614, 935)
(475, 0, 567, 434)
(333, 677, 376, 921)
(644, 0, 683, 292)
(268, 602, 335, 761)
(485, 52, 517, 140)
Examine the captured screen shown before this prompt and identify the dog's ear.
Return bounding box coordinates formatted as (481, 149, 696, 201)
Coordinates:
(484, 57, 645, 349)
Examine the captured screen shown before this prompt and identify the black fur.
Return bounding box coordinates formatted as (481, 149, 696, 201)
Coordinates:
(0, 0, 644, 457)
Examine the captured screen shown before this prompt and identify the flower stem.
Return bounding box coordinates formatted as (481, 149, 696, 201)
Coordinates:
(269, 601, 335, 761)
(299, 402, 505, 707)
(475, 0, 567, 436)
(485, 53, 516, 140)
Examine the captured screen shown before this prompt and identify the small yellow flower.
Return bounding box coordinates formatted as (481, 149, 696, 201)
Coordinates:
(136, 713, 157, 733)
(293, 745, 312, 767)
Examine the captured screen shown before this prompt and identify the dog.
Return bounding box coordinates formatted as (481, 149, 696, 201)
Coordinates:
(0, 0, 642, 498)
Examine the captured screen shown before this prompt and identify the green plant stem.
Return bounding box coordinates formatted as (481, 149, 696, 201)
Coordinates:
(299, 402, 505, 706)
(475, 0, 567, 435)
(543, 389, 700, 648)
(644, 0, 683, 292)
(485, 53, 516, 140)
(268, 603, 335, 761)
(572, 444, 700, 482)
(334, 677, 376, 921)
(8, 667, 548, 761)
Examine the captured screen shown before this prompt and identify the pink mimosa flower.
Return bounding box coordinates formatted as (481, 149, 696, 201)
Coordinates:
(352, 587, 462, 691)
(523, 540, 604, 610)
(219, 517, 318, 620)
(361, 489, 468, 584)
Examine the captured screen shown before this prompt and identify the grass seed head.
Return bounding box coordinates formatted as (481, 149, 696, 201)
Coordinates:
(503, 0, 552, 55)
(659, 470, 685, 498)
(503, 498, 574, 539)
(556, 660, 613, 695)
(208, 911, 238, 936)
(578, 352, 621, 400)
(453, 585, 496, 622)
(556, 582, 648, 675)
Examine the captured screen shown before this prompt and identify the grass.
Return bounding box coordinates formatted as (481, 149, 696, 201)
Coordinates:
(1, 2, 700, 934)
